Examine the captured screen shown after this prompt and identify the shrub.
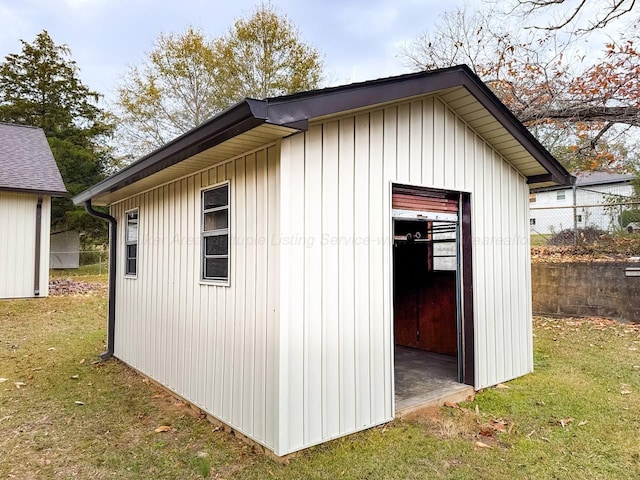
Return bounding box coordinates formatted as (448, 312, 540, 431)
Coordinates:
(620, 209, 640, 228)
(547, 226, 609, 246)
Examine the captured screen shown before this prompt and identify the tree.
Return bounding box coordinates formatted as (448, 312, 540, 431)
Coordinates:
(116, 4, 324, 155)
(116, 27, 224, 155)
(400, 5, 640, 171)
(212, 3, 323, 102)
(511, 0, 637, 32)
(0, 30, 114, 243)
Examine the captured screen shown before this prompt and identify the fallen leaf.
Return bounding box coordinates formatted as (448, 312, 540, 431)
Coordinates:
(444, 401, 458, 408)
(154, 425, 172, 433)
(47, 347, 56, 351)
(79, 358, 86, 364)
(142, 378, 150, 384)
(14, 382, 26, 389)
(496, 383, 510, 389)
(560, 418, 574, 428)
(475, 405, 480, 415)
(74, 401, 84, 406)
(70, 375, 79, 380)
(0, 378, 7, 383)
(578, 420, 588, 426)
(490, 419, 508, 432)
(174, 401, 185, 408)
(621, 388, 632, 395)
(475, 441, 492, 449)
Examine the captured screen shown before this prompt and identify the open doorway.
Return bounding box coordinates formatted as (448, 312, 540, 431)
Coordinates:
(392, 184, 474, 411)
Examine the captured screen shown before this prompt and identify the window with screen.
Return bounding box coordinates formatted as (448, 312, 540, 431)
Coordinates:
(125, 209, 138, 277)
(202, 183, 229, 283)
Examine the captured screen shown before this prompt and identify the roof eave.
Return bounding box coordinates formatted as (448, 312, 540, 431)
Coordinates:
(0, 186, 68, 197)
(73, 99, 269, 206)
(264, 66, 573, 187)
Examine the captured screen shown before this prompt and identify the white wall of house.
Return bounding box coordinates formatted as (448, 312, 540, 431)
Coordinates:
(110, 144, 281, 451)
(278, 95, 533, 455)
(0, 191, 51, 298)
(530, 183, 634, 234)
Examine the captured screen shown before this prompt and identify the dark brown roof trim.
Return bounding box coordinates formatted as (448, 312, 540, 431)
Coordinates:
(0, 185, 67, 197)
(263, 66, 574, 187)
(73, 99, 269, 205)
(74, 65, 573, 205)
(527, 174, 553, 185)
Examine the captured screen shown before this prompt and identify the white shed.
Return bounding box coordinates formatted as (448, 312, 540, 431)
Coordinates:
(0, 123, 67, 299)
(74, 66, 573, 456)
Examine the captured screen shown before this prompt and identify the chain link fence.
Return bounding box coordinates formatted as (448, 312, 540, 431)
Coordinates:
(50, 250, 109, 275)
(530, 184, 640, 246)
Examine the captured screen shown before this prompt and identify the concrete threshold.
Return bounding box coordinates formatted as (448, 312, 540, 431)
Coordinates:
(395, 383, 475, 416)
(394, 345, 475, 416)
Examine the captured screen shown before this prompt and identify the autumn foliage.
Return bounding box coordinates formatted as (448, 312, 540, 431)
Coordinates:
(401, 6, 640, 172)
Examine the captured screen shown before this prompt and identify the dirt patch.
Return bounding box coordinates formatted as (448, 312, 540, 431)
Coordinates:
(48, 278, 106, 296)
(531, 245, 639, 263)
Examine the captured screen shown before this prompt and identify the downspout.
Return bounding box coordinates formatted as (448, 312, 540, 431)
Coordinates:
(33, 195, 43, 296)
(84, 200, 117, 360)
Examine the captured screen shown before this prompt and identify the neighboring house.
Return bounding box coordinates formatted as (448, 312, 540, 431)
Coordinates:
(73, 65, 572, 457)
(50, 230, 80, 269)
(530, 171, 635, 234)
(0, 123, 67, 298)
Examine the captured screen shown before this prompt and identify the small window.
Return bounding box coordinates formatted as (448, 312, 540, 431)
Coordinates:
(125, 209, 138, 277)
(530, 218, 536, 226)
(529, 193, 537, 203)
(202, 183, 229, 283)
(557, 191, 566, 200)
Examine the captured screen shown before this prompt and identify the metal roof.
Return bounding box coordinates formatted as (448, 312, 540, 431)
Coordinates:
(574, 171, 635, 186)
(531, 171, 635, 192)
(0, 123, 67, 196)
(73, 65, 574, 206)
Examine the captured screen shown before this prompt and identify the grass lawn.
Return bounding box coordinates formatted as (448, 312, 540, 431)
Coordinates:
(1, 288, 639, 479)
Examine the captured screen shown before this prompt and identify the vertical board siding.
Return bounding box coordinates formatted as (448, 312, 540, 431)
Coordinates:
(111, 144, 280, 450)
(0, 192, 50, 298)
(279, 95, 532, 454)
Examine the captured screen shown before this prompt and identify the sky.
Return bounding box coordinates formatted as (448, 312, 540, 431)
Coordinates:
(0, 0, 474, 107)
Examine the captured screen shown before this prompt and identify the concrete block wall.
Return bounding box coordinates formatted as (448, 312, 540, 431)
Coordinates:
(532, 262, 640, 322)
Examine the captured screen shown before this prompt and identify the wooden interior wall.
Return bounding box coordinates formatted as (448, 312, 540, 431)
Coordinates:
(393, 243, 457, 355)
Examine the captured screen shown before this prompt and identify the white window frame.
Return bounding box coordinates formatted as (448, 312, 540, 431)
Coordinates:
(557, 190, 566, 200)
(201, 181, 230, 286)
(124, 208, 139, 278)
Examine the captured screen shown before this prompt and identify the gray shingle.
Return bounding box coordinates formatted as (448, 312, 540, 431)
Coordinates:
(0, 123, 67, 195)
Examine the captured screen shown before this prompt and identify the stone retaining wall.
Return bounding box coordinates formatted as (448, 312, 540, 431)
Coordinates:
(532, 262, 640, 322)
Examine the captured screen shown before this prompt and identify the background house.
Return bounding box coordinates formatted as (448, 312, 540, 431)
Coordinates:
(74, 66, 572, 456)
(530, 172, 636, 235)
(0, 123, 67, 298)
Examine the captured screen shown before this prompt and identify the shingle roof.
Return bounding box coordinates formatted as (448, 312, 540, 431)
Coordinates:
(0, 123, 67, 196)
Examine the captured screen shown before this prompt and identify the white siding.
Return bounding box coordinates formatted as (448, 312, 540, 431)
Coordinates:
(111, 144, 280, 450)
(0, 192, 51, 298)
(278, 95, 532, 454)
